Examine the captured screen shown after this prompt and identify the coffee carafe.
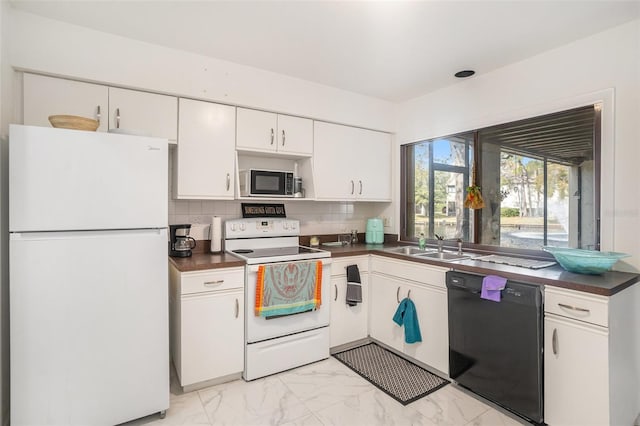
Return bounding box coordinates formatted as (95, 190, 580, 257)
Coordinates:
(169, 224, 197, 257)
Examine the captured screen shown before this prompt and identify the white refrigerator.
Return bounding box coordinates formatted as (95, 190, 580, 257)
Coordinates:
(9, 125, 170, 425)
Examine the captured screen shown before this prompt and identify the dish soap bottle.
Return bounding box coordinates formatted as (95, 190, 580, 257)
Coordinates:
(418, 233, 426, 250)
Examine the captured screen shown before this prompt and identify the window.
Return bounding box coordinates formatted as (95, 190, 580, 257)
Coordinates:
(401, 132, 474, 241)
(401, 105, 599, 251)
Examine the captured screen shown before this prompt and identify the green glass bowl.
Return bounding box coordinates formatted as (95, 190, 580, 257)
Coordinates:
(542, 246, 629, 275)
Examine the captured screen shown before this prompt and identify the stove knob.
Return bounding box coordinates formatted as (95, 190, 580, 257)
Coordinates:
(290, 222, 297, 230)
(230, 223, 237, 231)
(240, 223, 246, 231)
(282, 222, 289, 230)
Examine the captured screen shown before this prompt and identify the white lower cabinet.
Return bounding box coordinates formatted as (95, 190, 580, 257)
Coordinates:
(544, 285, 640, 426)
(369, 256, 449, 374)
(544, 315, 608, 425)
(401, 281, 448, 373)
(329, 256, 369, 348)
(369, 273, 404, 352)
(169, 265, 244, 389)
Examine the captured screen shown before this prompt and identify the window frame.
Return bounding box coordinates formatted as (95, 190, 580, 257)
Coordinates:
(400, 105, 602, 254)
(400, 131, 473, 242)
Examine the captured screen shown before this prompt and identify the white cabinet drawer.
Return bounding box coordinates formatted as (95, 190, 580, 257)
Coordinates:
(331, 256, 369, 276)
(371, 255, 447, 288)
(545, 287, 608, 327)
(180, 268, 244, 295)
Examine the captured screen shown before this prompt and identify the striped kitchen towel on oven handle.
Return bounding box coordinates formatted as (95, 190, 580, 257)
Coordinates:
(255, 260, 323, 317)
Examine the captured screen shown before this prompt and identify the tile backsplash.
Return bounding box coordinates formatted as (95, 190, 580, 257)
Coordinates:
(168, 199, 387, 240)
(168, 150, 390, 240)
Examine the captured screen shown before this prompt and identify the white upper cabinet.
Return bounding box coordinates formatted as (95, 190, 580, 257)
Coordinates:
(174, 98, 236, 200)
(314, 121, 392, 201)
(108, 87, 177, 142)
(236, 108, 313, 156)
(276, 114, 313, 156)
(23, 74, 177, 143)
(23, 73, 109, 132)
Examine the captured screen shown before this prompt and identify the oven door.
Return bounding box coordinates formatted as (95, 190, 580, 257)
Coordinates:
(246, 258, 331, 343)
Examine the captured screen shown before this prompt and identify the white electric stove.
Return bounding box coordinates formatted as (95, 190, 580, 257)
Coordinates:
(224, 218, 332, 381)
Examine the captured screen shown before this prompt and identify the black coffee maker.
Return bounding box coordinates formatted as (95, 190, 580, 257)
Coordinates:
(169, 224, 197, 257)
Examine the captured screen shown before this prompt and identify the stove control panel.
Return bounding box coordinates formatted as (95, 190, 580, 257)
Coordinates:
(225, 218, 300, 239)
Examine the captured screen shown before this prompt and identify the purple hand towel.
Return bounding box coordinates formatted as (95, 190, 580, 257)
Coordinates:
(481, 275, 507, 302)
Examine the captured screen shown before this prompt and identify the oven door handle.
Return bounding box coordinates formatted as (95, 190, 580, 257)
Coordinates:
(246, 259, 331, 273)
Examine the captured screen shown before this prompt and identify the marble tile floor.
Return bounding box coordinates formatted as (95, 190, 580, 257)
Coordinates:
(125, 357, 528, 426)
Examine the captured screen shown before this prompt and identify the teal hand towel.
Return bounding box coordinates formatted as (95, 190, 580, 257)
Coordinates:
(392, 298, 422, 344)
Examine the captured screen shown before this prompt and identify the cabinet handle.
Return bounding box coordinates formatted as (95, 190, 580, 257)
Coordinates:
(396, 286, 400, 303)
(226, 173, 230, 191)
(96, 105, 101, 124)
(235, 298, 239, 318)
(334, 284, 338, 301)
(115, 107, 120, 129)
(558, 303, 590, 313)
(282, 129, 286, 146)
(204, 280, 224, 286)
(350, 180, 355, 195)
(359, 180, 363, 195)
(270, 128, 274, 145)
(552, 328, 558, 355)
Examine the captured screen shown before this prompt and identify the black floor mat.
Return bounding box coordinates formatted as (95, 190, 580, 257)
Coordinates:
(333, 342, 449, 405)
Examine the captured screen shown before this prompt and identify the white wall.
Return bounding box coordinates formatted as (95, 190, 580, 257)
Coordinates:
(7, 8, 396, 133)
(396, 19, 640, 272)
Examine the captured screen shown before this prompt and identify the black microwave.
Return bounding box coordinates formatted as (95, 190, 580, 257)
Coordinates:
(239, 169, 294, 197)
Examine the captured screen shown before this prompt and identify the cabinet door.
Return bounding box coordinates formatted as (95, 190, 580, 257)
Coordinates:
(174, 99, 236, 199)
(401, 282, 448, 374)
(236, 108, 278, 152)
(544, 315, 609, 426)
(313, 121, 359, 200)
(330, 275, 369, 348)
(180, 290, 244, 386)
(355, 129, 392, 201)
(108, 87, 177, 142)
(277, 114, 313, 156)
(23, 73, 108, 132)
(369, 273, 404, 352)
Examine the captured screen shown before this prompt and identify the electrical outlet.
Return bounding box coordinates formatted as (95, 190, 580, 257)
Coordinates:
(382, 216, 391, 227)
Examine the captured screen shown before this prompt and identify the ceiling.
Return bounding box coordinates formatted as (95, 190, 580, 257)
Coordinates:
(10, 1, 640, 102)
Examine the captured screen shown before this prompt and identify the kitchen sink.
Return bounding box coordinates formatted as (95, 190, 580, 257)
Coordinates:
(384, 246, 476, 262)
(415, 251, 471, 262)
(385, 246, 434, 255)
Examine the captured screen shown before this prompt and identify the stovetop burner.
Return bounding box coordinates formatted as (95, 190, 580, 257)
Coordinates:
(224, 218, 330, 264)
(227, 245, 330, 264)
(234, 246, 324, 259)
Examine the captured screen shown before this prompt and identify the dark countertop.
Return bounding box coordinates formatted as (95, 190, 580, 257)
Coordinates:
(449, 258, 637, 296)
(168, 251, 245, 271)
(170, 242, 638, 296)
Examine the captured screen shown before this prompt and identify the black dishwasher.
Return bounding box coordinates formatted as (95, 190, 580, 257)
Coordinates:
(446, 271, 543, 424)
